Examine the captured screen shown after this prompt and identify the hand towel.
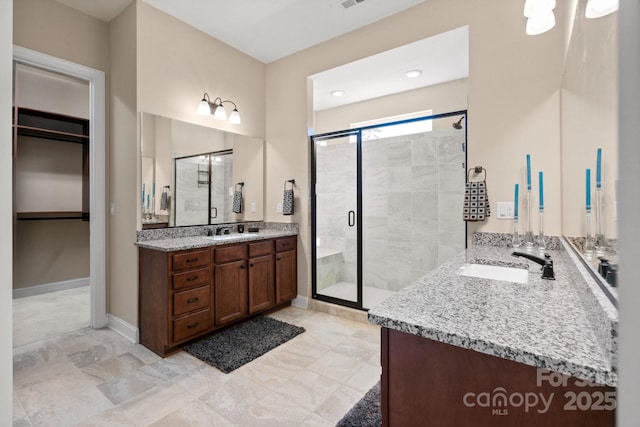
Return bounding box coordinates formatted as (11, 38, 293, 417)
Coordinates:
(232, 183, 243, 214)
(283, 180, 294, 215)
(463, 168, 490, 222)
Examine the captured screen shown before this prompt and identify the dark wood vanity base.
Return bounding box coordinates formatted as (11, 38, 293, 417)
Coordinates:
(381, 328, 615, 427)
(139, 236, 297, 357)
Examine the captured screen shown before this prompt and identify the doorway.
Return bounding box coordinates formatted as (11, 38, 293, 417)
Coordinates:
(311, 111, 467, 310)
(12, 47, 107, 344)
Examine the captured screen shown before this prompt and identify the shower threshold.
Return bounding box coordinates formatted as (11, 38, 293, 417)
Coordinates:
(317, 281, 396, 310)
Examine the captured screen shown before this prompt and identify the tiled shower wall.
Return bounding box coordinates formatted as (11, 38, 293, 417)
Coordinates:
(315, 129, 465, 293)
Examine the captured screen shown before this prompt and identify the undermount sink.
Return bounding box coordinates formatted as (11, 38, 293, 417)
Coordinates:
(204, 234, 243, 241)
(457, 263, 529, 284)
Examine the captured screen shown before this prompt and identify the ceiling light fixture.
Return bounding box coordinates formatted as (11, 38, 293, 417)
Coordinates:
(405, 69, 422, 78)
(330, 90, 345, 97)
(585, 0, 619, 18)
(197, 93, 241, 124)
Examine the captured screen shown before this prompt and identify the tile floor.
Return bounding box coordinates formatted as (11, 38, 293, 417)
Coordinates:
(13, 286, 91, 348)
(13, 306, 382, 426)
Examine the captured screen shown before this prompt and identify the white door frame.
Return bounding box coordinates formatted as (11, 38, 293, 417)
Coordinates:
(13, 46, 107, 328)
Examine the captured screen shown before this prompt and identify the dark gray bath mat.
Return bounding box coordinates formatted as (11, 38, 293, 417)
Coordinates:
(337, 381, 381, 427)
(183, 316, 304, 373)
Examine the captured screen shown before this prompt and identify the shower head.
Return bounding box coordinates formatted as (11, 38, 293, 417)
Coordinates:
(452, 116, 465, 129)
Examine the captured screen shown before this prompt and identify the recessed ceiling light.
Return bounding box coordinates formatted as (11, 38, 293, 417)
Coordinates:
(405, 69, 422, 78)
(331, 90, 344, 97)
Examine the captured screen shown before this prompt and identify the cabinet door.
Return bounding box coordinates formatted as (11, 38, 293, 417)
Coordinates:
(214, 260, 248, 326)
(276, 249, 297, 304)
(248, 254, 275, 313)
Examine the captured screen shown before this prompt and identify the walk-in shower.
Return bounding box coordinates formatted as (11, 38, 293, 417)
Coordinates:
(311, 111, 468, 310)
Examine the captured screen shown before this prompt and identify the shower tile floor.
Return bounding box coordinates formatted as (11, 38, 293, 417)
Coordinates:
(318, 282, 396, 309)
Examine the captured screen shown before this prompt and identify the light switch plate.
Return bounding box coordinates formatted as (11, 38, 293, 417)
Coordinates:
(277, 202, 283, 213)
(496, 202, 514, 219)
(251, 202, 256, 213)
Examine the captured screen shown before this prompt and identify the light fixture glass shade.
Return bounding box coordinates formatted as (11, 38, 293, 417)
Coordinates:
(213, 104, 227, 120)
(524, 0, 556, 17)
(526, 11, 555, 35)
(197, 99, 211, 115)
(585, 0, 618, 18)
(228, 109, 241, 125)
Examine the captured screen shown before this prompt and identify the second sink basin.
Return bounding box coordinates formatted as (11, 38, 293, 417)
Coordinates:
(458, 263, 529, 284)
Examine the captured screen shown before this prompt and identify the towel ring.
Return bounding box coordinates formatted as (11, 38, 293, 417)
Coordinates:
(467, 166, 486, 182)
(284, 179, 295, 190)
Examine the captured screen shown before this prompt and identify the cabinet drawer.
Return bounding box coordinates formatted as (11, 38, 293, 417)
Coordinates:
(275, 236, 297, 252)
(215, 244, 247, 263)
(173, 286, 210, 317)
(172, 310, 211, 343)
(249, 240, 274, 258)
(172, 267, 211, 291)
(172, 249, 211, 271)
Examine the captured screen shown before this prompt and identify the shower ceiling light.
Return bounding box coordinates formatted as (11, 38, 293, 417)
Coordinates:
(197, 93, 241, 124)
(526, 10, 556, 35)
(404, 69, 422, 78)
(585, 0, 619, 18)
(331, 90, 345, 97)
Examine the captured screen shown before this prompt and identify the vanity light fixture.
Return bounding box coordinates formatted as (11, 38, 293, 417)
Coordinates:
(197, 93, 241, 124)
(524, 0, 556, 35)
(405, 69, 422, 78)
(585, 0, 618, 18)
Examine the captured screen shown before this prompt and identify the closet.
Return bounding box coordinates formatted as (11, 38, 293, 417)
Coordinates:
(12, 63, 90, 305)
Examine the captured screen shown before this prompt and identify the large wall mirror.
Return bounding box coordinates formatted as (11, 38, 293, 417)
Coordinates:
(140, 112, 264, 228)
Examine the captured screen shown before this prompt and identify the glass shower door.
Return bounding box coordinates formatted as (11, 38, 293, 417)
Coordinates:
(311, 131, 361, 308)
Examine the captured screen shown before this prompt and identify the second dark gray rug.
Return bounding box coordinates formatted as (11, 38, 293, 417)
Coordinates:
(184, 316, 305, 373)
(337, 381, 381, 427)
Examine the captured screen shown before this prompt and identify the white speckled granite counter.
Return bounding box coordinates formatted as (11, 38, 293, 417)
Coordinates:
(368, 237, 618, 387)
(135, 222, 298, 252)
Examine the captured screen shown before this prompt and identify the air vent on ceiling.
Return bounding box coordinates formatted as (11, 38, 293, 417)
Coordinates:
(340, 0, 365, 9)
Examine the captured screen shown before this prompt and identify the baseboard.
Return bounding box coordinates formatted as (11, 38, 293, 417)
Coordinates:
(107, 314, 139, 344)
(13, 277, 90, 299)
(291, 295, 308, 309)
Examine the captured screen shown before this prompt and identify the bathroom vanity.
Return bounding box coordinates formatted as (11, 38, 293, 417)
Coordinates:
(368, 235, 617, 426)
(137, 228, 297, 357)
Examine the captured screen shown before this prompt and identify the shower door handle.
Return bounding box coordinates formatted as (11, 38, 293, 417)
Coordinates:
(348, 210, 355, 227)
(210, 207, 217, 218)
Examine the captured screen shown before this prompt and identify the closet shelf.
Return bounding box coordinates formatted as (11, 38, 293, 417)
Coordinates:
(16, 211, 89, 221)
(15, 125, 89, 144)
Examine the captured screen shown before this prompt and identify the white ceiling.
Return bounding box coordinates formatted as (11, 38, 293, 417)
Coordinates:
(52, 0, 468, 112)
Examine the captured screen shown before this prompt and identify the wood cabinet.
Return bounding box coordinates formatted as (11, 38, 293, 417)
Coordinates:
(139, 235, 297, 356)
(380, 328, 615, 426)
(214, 244, 248, 326)
(248, 240, 275, 314)
(275, 236, 297, 304)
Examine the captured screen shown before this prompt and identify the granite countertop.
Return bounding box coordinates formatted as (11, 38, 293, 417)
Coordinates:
(135, 229, 298, 252)
(368, 242, 618, 387)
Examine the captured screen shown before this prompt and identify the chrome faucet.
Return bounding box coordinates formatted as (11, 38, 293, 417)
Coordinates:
(512, 252, 555, 280)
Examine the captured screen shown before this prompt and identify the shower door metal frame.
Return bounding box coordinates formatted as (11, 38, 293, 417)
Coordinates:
(310, 110, 468, 311)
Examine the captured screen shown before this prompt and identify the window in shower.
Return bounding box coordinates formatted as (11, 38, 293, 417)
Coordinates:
(311, 111, 467, 311)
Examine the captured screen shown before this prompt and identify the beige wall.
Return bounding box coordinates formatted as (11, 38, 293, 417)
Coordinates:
(13, 0, 109, 72)
(266, 0, 565, 299)
(108, 2, 137, 325)
(136, 1, 265, 138)
(561, 3, 618, 238)
(314, 78, 468, 133)
(1, 0, 13, 422)
(232, 135, 265, 222)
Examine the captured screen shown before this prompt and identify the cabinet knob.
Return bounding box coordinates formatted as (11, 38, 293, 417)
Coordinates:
(250, 263, 254, 267)
(240, 265, 245, 269)
(277, 257, 281, 261)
